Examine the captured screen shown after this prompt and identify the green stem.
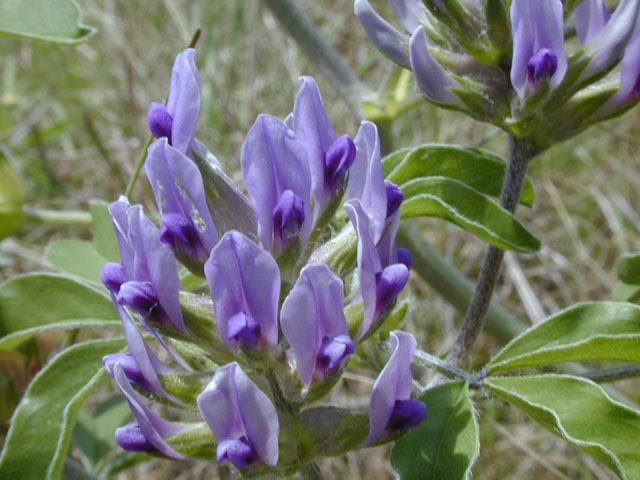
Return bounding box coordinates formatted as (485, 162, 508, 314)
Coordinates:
(22, 207, 92, 227)
(414, 350, 486, 388)
(446, 135, 537, 367)
(578, 364, 640, 384)
(261, 0, 369, 116)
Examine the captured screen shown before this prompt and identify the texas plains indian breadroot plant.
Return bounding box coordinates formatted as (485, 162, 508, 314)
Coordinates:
(1, 0, 640, 479)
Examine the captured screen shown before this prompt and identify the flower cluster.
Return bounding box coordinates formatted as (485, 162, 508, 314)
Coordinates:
(100, 49, 425, 473)
(355, 0, 640, 147)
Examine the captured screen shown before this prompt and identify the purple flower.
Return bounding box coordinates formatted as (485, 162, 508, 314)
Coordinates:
(574, 0, 610, 46)
(204, 231, 280, 351)
(510, 0, 567, 98)
(368, 331, 426, 443)
(355, 0, 460, 105)
(241, 114, 312, 255)
(345, 200, 409, 339)
(281, 264, 354, 385)
(604, 17, 640, 111)
(291, 76, 356, 214)
(347, 121, 387, 243)
(147, 48, 200, 154)
(197, 362, 279, 468)
(111, 362, 190, 459)
(103, 197, 186, 333)
(145, 138, 218, 267)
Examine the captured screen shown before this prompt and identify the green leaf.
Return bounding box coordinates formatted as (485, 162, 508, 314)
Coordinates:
(0, 0, 94, 44)
(0, 320, 120, 350)
(0, 273, 117, 338)
(45, 239, 108, 285)
(487, 302, 640, 374)
(392, 381, 479, 480)
(382, 145, 535, 207)
(401, 177, 541, 252)
(90, 200, 120, 262)
(618, 253, 640, 285)
(486, 375, 640, 480)
(0, 338, 126, 480)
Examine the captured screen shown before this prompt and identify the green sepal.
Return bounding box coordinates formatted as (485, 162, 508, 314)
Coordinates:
(165, 422, 216, 458)
(297, 407, 369, 457)
(309, 225, 358, 279)
(345, 301, 364, 340)
(158, 373, 209, 409)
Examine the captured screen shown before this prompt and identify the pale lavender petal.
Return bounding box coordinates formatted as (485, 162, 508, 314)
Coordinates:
(112, 363, 188, 459)
(145, 138, 218, 262)
(377, 182, 403, 268)
(574, 0, 610, 45)
(354, 0, 412, 68)
(375, 264, 409, 319)
(368, 331, 418, 443)
(281, 263, 351, 385)
(510, 0, 566, 98)
(166, 48, 200, 154)
(292, 76, 336, 212)
(606, 18, 640, 110)
(409, 27, 460, 105)
(205, 231, 280, 351)
(345, 200, 381, 339)
(109, 197, 136, 279)
(580, 0, 640, 80)
(241, 114, 312, 253)
(197, 362, 279, 467)
(347, 121, 387, 243)
(390, 0, 428, 33)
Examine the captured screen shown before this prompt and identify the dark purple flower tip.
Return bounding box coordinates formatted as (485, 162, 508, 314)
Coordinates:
(147, 102, 173, 142)
(385, 181, 404, 219)
(117, 281, 158, 316)
(160, 213, 210, 264)
(527, 48, 558, 85)
(100, 262, 127, 294)
(324, 134, 356, 193)
(386, 399, 426, 434)
(375, 264, 409, 319)
(227, 311, 262, 349)
(115, 422, 156, 452)
(103, 353, 146, 387)
(397, 247, 413, 271)
(217, 437, 258, 469)
(272, 189, 305, 251)
(315, 334, 355, 377)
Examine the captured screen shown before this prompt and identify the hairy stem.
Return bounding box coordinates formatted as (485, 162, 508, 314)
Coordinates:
(578, 364, 640, 383)
(414, 350, 486, 388)
(261, 0, 369, 116)
(446, 136, 537, 367)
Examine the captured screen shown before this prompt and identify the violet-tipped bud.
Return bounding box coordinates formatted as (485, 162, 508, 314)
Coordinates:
(159, 213, 210, 265)
(385, 181, 403, 219)
(272, 189, 306, 254)
(205, 231, 280, 352)
(281, 264, 354, 385)
(100, 262, 127, 294)
(117, 281, 157, 316)
(368, 331, 425, 443)
(147, 102, 173, 143)
(323, 134, 356, 197)
(197, 362, 279, 469)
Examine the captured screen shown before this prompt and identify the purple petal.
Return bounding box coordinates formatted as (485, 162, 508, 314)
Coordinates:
(580, 0, 640, 80)
(159, 213, 210, 264)
(272, 189, 306, 254)
(387, 399, 426, 432)
(281, 263, 351, 385)
(109, 197, 136, 279)
(117, 281, 157, 316)
(147, 102, 173, 142)
(385, 182, 403, 219)
(409, 26, 461, 105)
(347, 121, 387, 243)
(324, 134, 356, 197)
(217, 437, 258, 468)
(100, 262, 127, 294)
(292, 76, 337, 213)
(390, 0, 429, 33)
(368, 331, 417, 443)
(241, 114, 312, 254)
(145, 138, 218, 262)
(316, 334, 355, 377)
(573, 0, 610, 45)
(205, 231, 280, 351)
(375, 264, 409, 319)
(527, 48, 558, 85)
(377, 183, 403, 268)
(165, 48, 200, 154)
(354, 0, 411, 68)
(227, 311, 262, 349)
(112, 363, 188, 459)
(197, 362, 279, 467)
(606, 18, 640, 110)
(510, 0, 566, 98)
(397, 247, 413, 271)
(115, 422, 156, 452)
(345, 200, 381, 340)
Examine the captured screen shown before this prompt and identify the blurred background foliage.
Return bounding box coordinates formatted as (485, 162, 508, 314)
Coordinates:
(1, 0, 640, 478)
